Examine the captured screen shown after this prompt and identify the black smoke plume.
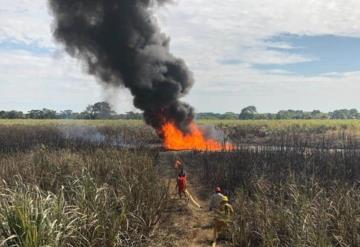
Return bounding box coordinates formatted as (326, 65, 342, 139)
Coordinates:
(48, 0, 194, 134)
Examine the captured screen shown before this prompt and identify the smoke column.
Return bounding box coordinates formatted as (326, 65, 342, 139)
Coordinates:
(48, 0, 194, 134)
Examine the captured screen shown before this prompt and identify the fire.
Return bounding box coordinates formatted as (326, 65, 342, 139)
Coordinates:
(162, 122, 234, 151)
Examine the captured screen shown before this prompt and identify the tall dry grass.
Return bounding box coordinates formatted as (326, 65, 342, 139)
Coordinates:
(0, 124, 157, 153)
(0, 148, 168, 246)
(230, 177, 360, 246)
(184, 148, 360, 246)
(2, 120, 360, 246)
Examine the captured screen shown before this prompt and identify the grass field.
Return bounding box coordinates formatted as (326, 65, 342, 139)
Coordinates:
(2, 119, 360, 246)
(0, 148, 168, 246)
(2, 118, 360, 150)
(198, 119, 360, 134)
(0, 119, 144, 126)
(182, 148, 360, 246)
(2, 118, 360, 131)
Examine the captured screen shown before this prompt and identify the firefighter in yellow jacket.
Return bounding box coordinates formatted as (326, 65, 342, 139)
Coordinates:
(212, 196, 234, 247)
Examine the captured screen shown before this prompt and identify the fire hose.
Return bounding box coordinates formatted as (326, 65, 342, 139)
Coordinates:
(185, 189, 201, 208)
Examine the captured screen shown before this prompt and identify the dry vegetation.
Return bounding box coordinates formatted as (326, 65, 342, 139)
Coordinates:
(0, 147, 169, 246)
(214, 120, 360, 148)
(183, 148, 360, 246)
(1, 119, 360, 246)
(0, 124, 157, 153)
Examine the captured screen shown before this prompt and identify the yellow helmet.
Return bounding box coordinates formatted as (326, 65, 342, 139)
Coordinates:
(222, 196, 229, 202)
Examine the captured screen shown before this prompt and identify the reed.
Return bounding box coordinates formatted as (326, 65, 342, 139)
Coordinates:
(184, 148, 360, 246)
(0, 148, 168, 246)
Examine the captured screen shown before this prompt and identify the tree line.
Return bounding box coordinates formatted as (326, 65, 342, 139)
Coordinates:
(1, 103, 359, 120)
(196, 106, 360, 120)
(237, 106, 360, 120)
(0, 102, 142, 120)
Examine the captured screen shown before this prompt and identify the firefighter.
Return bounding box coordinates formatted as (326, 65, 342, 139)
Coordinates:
(212, 196, 234, 247)
(175, 171, 187, 199)
(209, 187, 225, 211)
(174, 158, 184, 173)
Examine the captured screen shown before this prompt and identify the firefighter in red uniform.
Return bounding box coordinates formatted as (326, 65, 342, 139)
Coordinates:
(176, 171, 187, 199)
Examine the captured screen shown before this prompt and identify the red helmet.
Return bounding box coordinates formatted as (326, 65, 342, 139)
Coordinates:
(215, 187, 221, 193)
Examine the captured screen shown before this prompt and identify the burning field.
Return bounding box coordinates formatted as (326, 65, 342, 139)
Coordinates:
(2, 120, 360, 246)
(162, 121, 234, 151)
(47, 0, 235, 153)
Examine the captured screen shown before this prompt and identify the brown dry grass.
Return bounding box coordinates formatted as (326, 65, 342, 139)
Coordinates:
(0, 148, 169, 246)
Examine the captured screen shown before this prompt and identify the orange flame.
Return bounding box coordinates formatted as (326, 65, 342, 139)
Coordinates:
(162, 122, 234, 151)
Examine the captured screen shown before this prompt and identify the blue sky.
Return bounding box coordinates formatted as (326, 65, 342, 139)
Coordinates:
(1, 0, 360, 113)
(255, 34, 360, 76)
(0, 39, 53, 55)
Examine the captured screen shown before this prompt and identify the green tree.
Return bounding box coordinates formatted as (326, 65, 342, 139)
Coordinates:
(239, 106, 257, 120)
(27, 109, 57, 119)
(59, 110, 73, 119)
(84, 102, 115, 119)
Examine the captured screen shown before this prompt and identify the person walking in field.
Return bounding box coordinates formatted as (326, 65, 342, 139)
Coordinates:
(174, 158, 184, 174)
(174, 158, 183, 169)
(176, 171, 187, 199)
(209, 187, 225, 211)
(173, 160, 201, 207)
(212, 196, 234, 247)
